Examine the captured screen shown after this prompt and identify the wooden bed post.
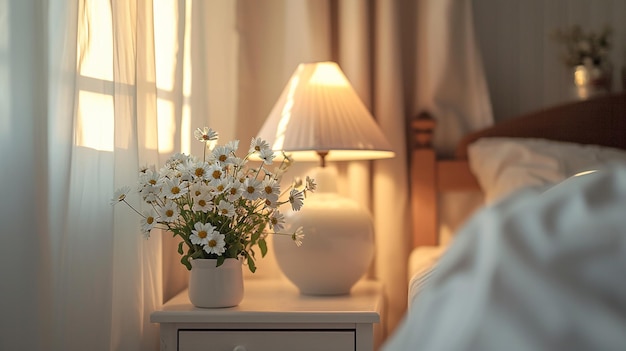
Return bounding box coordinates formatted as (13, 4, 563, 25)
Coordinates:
(410, 112, 438, 247)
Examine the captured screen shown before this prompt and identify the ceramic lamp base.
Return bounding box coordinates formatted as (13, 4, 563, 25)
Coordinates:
(273, 190, 374, 295)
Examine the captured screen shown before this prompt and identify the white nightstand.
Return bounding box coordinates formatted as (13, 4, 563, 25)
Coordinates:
(151, 279, 383, 351)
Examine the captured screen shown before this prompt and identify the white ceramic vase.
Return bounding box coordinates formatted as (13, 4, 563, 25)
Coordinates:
(188, 258, 244, 308)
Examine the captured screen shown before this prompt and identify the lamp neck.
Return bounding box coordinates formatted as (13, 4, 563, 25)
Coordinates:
(317, 151, 329, 168)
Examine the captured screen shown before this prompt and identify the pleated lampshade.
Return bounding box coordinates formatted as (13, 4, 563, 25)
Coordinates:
(257, 61, 395, 163)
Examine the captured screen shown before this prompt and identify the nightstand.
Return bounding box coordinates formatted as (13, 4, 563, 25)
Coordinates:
(151, 279, 383, 351)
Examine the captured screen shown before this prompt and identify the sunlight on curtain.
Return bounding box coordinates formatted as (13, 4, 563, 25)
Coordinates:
(181, 0, 193, 155)
(50, 0, 162, 349)
(76, 0, 114, 152)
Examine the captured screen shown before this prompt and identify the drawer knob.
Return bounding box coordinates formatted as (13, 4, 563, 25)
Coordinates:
(233, 346, 247, 351)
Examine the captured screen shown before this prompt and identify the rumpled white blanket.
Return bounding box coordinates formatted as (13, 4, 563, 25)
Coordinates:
(383, 164, 626, 351)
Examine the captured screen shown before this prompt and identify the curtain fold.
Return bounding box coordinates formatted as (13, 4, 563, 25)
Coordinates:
(0, 1, 54, 349)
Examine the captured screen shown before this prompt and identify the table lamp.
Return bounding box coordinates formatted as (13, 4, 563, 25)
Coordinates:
(257, 61, 395, 295)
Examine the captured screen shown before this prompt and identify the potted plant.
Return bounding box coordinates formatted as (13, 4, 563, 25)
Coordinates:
(552, 25, 613, 99)
(111, 127, 315, 307)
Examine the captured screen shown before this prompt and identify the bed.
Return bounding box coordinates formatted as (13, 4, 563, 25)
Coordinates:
(385, 92, 626, 350)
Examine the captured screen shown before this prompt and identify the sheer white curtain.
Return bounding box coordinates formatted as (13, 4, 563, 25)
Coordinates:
(2, 0, 177, 349)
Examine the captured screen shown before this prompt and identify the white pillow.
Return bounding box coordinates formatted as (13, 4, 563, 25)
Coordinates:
(468, 137, 626, 203)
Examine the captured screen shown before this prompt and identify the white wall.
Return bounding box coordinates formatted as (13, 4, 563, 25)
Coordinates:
(472, 0, 626, 121)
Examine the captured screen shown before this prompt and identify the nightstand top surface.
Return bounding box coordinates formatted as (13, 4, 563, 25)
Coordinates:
(151, 279, 382, 324)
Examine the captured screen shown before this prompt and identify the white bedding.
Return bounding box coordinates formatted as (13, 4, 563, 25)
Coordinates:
(387, 164, 626, 351)
(407, 245, 447, 308)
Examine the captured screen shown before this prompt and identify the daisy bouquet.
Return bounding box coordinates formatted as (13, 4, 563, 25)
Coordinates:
(112, 127, 315, 272)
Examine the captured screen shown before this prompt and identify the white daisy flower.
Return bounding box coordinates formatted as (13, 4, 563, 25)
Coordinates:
(162, 177, 188, 199)
(188, 161, 211, 180)
(157, 201, 180, 223)
(141, 211, 157, 234)
(216, 200, 235, 217)
(291, 227, 305, 247)
(242, 178, 262, 200)
(249, 137, 270, 153)
(190, 222, 217, 246)
(192, 194, 214, 213)
(259, 148, 275, 165)
(189, 181, 209, 199)
(261, 178, 280, 202)
(194, 127, 219, 142)
(212, 145, 234, 164)
(289, 188, 304, 211)
(306, 176, 317, 192)
(207, 164, 224, 186)
(225, 179, 243, 202)
(138, 169, 160, 187)
(269, 210, 285, 232)
(110, 186, 131, 205)
(211, 178, 230, 194)
(203, 231, 226, 255)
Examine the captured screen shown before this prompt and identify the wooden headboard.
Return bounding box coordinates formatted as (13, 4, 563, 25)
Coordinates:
(410, 92, 626, 249)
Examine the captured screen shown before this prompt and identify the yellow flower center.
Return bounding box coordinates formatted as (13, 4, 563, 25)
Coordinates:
(202, 135, 210, 140)
(198, 199, 206, 207)
(264, 186, 273, 194)
(271, 218, 277, 225)
(171, 186, 180, 194)
(194, 190, 202, 196)
(195, 168, 205, 177)
(221, 209, 228, 215)
(149, 179, 157, 185)
(219, 155, 227, 162)
(217, 184, 225, 191)
(212, 170, 222, 179)
(208, 239, 217, 247)
(230, 188, 237, 195)
(247, 186, 255, 194)
(165, 209, 174, 217)
(147, 216, 154, 224)
(198, 230, 207, 239)
(254, 145, 261, 151)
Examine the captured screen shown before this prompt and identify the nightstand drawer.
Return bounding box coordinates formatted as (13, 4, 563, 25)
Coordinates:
(178, 330, 355, 351)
